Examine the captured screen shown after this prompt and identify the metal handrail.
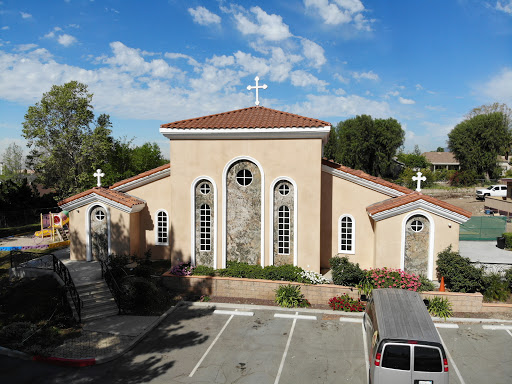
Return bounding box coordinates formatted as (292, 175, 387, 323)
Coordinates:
(9, 250, 82, 322)
(99, 258, 124, 314)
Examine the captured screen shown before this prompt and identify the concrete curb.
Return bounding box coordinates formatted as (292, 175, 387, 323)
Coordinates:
(0, 302, 184, 367)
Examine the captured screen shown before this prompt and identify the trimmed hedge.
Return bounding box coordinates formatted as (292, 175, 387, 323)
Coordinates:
(503, 233, 512, 249)
(329, 256, 364, 286)
(436, 246, 484, 293)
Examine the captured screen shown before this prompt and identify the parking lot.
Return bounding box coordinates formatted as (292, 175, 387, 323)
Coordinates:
(130, 303, 512, 384)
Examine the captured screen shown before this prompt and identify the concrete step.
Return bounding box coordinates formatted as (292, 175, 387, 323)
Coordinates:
(83, 300, 118, 313)
(82, 307, 119, 322)
(82, 296, 116, 307)
(81, 291, 114, 303)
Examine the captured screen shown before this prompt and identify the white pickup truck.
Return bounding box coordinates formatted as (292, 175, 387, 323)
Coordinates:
(475, 184, 507, 200)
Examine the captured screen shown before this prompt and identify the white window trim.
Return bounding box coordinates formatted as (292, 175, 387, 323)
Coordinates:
(85, 203, 111, 262)
(191, 176, 217, 269)
(222, 156, 265, 268)
(338, 214, 355, 255)
(400, 210, 435, 280)
(269, 177, 298, 266)
(155, 209, 169, 246)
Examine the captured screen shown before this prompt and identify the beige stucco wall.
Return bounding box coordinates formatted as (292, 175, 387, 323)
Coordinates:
(169, 138, 323, 272)
(320, 170, 392, 271)
(67, 202, 131, 260)
(374, 211, 460, 280)
(123, 176, 172, 259)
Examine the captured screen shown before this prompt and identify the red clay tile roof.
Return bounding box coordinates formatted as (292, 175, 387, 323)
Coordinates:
(160, 106, 331, 129)
(322, 158, 413, 195)
(366, 191, 472, 218)
(422, 152, 459, 165)
(110, 163, 170, 190)
(58, 187, 145, 208)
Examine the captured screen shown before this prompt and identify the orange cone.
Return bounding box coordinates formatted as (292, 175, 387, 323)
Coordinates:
(439, 276, 445, 292)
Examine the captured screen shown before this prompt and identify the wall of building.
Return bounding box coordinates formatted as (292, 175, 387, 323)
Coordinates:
(169, 138, 323, 272)
(319, 171, 392, 271)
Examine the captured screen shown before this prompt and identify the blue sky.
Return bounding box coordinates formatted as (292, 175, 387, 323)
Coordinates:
(1, 0, 511, 160)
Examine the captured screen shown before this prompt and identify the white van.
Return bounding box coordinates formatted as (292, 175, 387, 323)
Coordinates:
(364, 289, 449, 384)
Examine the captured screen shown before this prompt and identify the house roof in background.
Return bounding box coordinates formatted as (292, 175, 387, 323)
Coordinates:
(422, 152, 459, 165)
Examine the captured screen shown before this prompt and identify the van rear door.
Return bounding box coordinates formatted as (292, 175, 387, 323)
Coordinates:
(377, 343, 411, 384)
(412, 345, 447, 384)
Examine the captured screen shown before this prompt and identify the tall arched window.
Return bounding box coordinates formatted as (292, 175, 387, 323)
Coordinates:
(338, 215, 355, 254)
(200, 203, 211, 251)
(278, 206, 290, 255)
(155, 210, 169, 245)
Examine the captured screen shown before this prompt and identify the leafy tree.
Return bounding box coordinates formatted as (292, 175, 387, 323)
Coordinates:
(436, 147, 445, 152)
(336, 115, 404, 177)
(1, 143, 25, 181)
(22, 81, 114, 200)
(396, 145, 431, 169)
(448, 110, 511, 180)
(323, 126, 338, 161)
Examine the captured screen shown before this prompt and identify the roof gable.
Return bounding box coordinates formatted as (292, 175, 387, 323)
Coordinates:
(110, 163, 170, 192)
(422, 152, 459, 165)
(58, 187, 145, 213)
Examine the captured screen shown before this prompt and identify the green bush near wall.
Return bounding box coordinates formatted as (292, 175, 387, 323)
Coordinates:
(436, 246, 485, 293)
(502, 233, 512, 249)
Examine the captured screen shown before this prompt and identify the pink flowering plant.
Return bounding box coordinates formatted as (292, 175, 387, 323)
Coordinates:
(170, 262, 194, 276)
(357, 267, 422, 296)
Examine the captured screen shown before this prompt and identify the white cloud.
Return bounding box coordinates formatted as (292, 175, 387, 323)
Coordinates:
(352, 70, 379, 81)
(14, 44, 38, 52)
(425, 105, 446, 111)
(399, 97, 415, 105)
(288, 94, 391, 119)
(1, 26, 9, 30)
(188, 6, 221, 26)
(301, 39, 326, 68)
(20, 12, 32, 19)
(415, 84, 424, 90)
(496, 1, 512, 15)
(207, 54, 235, 67)
(164, 52, 199, 67)
(57, 34, 77, 47)
(480, 67, 512, 105)
(304, 0, 373, 31)
(385, 90, 400, 98)
(334, 73, 350, 83)
(233, 6, 292, 41)
(290, 70, 328, 90)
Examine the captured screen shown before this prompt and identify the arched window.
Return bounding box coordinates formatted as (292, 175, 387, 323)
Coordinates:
(200, 204, 211, 251)
(278, 206, 290, 255)
(338, 215, 355, 254)
(156, 210, 169, 245)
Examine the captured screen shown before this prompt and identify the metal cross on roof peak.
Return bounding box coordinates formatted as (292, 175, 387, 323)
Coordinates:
(94, 168, 105, 187)
(412, 171, 426, 192)
(247, 76, 267, 106)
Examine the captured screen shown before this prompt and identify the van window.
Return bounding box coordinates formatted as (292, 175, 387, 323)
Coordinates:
(414, 346, 442, 372)
(382, 344, 410, 371)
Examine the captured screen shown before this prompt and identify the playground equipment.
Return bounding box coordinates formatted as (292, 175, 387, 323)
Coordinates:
(34, 211, 70, 243)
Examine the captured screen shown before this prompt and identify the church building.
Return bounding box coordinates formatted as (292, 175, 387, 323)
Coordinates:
(59, 102, 471, 280)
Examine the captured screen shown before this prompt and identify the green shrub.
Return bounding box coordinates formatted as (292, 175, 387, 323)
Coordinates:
(483, 272, 510, 302)
(134, 265, 151, 279)
(502, 233, 512, 249)
(329, 256, 364, 286)
(505, 268, 512, 291)
(274, 284, 310, 308)
(399, 167, 434, 189)
(192, 265, 216, 276)
(449, 170, 478, 187)
(218, 261, 264, 279)
(328, 294, 365, 312)
(418, 275, 436, 292)
(262, 264, 305, 282)
(122, 277, 170, 315)
(427, 296, 453, 319)
(433, 169, 456, 182)
(436, 246, 485, 293)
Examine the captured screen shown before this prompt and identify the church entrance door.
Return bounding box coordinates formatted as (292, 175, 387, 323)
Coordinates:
(90, 205, 108, 261)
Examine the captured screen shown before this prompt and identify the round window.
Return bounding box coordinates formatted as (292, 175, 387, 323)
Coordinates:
(95, 209, 106, 222)
(200, 183, 211, 195)
(236, 169, 253, 186)
(411, 219, 423, 232)
(278, 183, 290, 196)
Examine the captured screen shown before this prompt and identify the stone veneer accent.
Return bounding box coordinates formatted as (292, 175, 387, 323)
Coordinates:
(226, 160, 261, 265)
(404, 214, 430, 276)
(195, 180, 214, 267)
(161, 274, 507, 313)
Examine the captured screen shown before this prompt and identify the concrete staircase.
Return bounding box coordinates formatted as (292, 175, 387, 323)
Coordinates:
(75, 280, 119, 321)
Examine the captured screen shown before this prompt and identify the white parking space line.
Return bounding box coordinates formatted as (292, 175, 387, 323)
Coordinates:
(189, 313, 234, 377)
(436, 329, 466, 384)
(274, 312, 298, 384)
(361, 321, 369, 383)
(214, 310, 254, 316)
(339, 317, 363, 323)
(507, 330, 512, 338)
(274, 313, 317, 320)
(434, 323, 459, 329)
(482, 325, 512, 331)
